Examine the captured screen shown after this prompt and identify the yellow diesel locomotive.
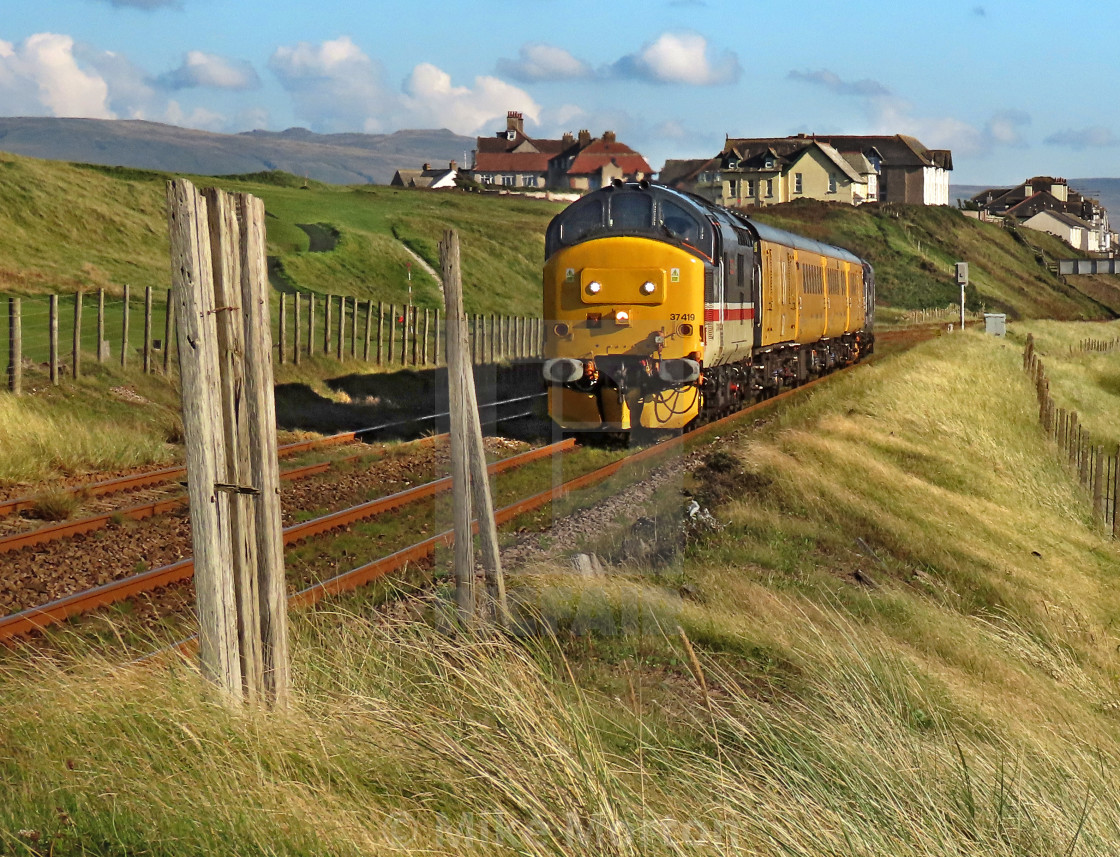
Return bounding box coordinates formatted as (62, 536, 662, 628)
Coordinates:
(542, 180, 874, 432)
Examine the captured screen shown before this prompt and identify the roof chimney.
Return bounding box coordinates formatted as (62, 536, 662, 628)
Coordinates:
(450, 160, 457, 171)
(562, 132, 575, 146)
(423, 163, 431, 171)
(603, 130, 616, 143)
(578, 129, 591, 147)
(506, 110, 524, 135)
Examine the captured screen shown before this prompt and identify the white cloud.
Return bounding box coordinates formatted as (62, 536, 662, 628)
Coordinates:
(269, 36, 398, 132)
(0, 33, 114, 118)
(162, 100, 225, 131)
(985, 110, 1031, 147)
(614, 32, 739, 86)
(401, 64, 539, 134)
(497, 44, 592, 82)
(788, 69, 891, 97)
(271, 37, 538, 136)
(160, 51, 260, 91)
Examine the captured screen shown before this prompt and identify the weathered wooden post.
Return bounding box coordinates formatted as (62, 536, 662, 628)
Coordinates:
(336, 296, 346, 361)
(293, 292, 302, 366)
(7, 298, 21, 395)
(49, 294, 59, 385)
(163, 289, 174, 374)
(422, 308, 430, 365)
(440, 229, 509, 628)
(143, 286, 153, 374)
(97, 289, 106, 364)
(167, 178, 290, 706)
(307, 292, 316, 357)
(121, 284, 130, 367)
(377, 301, 385, 365)
(1093, 445, 1105, 522)
(351, 297, 359, 359)
(363, 300, 373, 362)
(434, 308, 441, 365)
(73, 291, 83, 379)
(323, 294, 332, 355)
(278, 293, 287, 366)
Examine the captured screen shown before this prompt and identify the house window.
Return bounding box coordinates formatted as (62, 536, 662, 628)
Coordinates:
(524, 175, 538, 188)
(794, 173, 803, 194)
(764, 158, 774, 169)
(828, 174, 837, 193)
(728, 180, 739, 198)
(502, 175, 515, 186)
(766, 179, 773, 198)
(746, 179, 756, 197)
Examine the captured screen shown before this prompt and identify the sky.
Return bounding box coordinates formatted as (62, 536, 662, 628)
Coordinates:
(2, 0, 1118, 186)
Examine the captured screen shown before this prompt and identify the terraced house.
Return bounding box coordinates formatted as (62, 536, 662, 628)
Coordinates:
(471, 111, 652, 192)
(663, 133, 952, 207)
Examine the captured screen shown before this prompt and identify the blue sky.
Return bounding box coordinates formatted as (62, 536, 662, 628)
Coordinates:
(2, 0, 1118, 185)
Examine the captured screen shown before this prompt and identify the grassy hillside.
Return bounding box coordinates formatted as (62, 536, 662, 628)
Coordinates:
(0, 150, 1113, 322)
(752, 200, 1109, 320)
(0, 152, 559, 316)
(3, 327, 1120, 854)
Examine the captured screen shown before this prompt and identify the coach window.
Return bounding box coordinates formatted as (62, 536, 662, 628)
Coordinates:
(610, 193, 653, 231)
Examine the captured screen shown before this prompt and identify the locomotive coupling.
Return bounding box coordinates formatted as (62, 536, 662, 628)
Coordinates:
(657, 358, 701, 384)
(542, 357, 584, 384)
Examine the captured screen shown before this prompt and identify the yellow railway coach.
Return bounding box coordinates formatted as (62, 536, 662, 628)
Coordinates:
(543, 181, 874, 433)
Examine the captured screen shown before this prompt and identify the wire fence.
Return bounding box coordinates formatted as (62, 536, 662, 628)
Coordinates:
(1024, 334, 1118, 537)
(3, 288, 544, 394)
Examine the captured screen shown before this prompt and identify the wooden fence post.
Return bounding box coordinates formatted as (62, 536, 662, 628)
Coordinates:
(388, 303, 396, 367)
(49, 294, 59, 385)
(401, 305, 410, 365)
(7, 297, 21, 395)
(308, 292, 316, 357)
(121, 284, 131, 367)
(323, 294, 332, 355)
(97, 289, 106, 363)
(278, 293, 287, 366)
(168, 179, 289, 705)
(422, 308, 430, 365)
(440, 230, 509, 628)
(363, 300, 373, 362)
(163, 289, 174, 374)
(73, 291, 83, 379)
(293, 292, 302, 366)
(1093, 445, 1105, 521)
(336, 296, 346, 361)
(351, 297, 359, 359)
(434, 308, 441, 365)
(167, 180, 241, 697)
(143, 286, 153, 374)
(411, 306, 419, 366)
(377, 301, 385, 365)
(237, 191, 291, 706)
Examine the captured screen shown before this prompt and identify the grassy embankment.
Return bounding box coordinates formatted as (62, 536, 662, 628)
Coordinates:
(3, 324, 1120, 855)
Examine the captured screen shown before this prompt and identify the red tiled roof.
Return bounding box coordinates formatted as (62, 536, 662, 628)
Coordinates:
(473, 151, 554, 172)
(568, 141, 652, 176)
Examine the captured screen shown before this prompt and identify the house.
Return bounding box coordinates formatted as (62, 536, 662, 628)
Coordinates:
(970, 177, 1113, 253)
(665, 133, 951, 207)
(471, 112, 653, 192)
(390, 161, 459, 189)
(1020, 210, 1090, 251)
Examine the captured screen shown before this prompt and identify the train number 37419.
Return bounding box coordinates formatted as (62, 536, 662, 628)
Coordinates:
(669, 313, 696, 321)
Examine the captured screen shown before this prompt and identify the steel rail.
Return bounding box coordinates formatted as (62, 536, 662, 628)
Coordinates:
(0, 393, 547, 518)
(0, 437, 574, 641)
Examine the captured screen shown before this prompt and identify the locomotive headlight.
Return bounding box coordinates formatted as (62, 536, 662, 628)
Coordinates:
(586, 281, 602, 295)
(640, 281, 656, 295)
(615, 310, 630, 325)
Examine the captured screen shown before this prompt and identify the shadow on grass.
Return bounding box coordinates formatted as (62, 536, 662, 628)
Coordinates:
(274, 360, 548, 441)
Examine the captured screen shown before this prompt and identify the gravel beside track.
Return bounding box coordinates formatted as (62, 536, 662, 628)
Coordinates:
(0, 437, 528, 619)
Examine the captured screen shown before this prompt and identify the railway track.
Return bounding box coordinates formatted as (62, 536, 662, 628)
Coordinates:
(0, 391, 545, 522)
(1, 332, 937, 647)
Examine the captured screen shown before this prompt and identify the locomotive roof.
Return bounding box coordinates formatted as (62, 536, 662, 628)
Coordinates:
(665, 185, 865, 265)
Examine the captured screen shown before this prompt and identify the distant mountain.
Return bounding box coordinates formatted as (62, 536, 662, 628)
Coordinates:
(952, 179, 1120, 217)
(0, 118, 475, 185)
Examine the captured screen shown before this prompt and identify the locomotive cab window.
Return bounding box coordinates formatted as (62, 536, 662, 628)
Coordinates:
(546, 198, 604, 256)
(610, 193, 653, 230)
(658, 199, 709, 256)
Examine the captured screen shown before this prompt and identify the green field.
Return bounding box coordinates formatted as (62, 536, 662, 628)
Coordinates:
(3, 326, 1120, 855)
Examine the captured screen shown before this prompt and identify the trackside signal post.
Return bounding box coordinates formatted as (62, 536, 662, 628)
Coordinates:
(956, 262, 968, 330)
(166, 179, 290, 706)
